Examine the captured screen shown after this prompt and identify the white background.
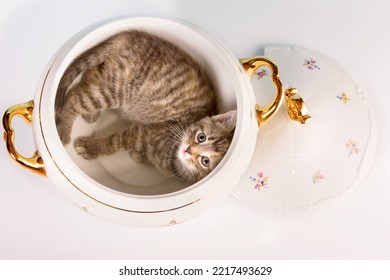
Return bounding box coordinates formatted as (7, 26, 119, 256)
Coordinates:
(0, 0, 389, 259)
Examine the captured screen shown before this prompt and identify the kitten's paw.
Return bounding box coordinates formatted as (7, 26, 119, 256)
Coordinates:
(74, 137, 96, 160)
(56, 116, 71, 145)
(59, 131, 71, 145)
(82, 112, 101, 123)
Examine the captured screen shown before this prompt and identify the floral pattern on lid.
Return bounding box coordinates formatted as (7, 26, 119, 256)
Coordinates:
(337, 92, 350, 104)
(255, 69, 269, 79)
(250, 171, 269, 190)
(346, 139, 360, 157)
(312, 171, 325, 184)
(303, 58, 320, 70)
(232, 45, 376, 215)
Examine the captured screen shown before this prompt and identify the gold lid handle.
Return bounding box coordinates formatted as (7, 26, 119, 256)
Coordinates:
(285, 88, 311, 124)
(241, 56, 311, 126)
(3, 100, 46, 176)
(240, 56, 284, 127)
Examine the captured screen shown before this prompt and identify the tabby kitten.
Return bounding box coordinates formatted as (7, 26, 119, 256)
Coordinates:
(55, 30, 236, 183)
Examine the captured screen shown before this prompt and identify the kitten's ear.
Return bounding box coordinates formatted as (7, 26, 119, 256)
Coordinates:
(212, 110, 237, 131)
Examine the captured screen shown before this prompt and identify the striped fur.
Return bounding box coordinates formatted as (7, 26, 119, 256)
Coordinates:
(56, 31, 235, 183)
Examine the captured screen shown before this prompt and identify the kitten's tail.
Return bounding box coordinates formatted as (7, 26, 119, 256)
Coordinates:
(54, 32, 132, 111)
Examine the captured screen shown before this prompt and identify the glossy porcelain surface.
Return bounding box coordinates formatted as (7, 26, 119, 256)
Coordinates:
(233, 45, 376, 214)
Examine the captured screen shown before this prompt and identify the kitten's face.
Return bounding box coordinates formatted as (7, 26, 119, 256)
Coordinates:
(175, 111, 236, 183)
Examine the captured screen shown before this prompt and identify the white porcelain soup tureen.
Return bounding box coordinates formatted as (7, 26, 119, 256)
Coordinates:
(3, 17, 376, 226)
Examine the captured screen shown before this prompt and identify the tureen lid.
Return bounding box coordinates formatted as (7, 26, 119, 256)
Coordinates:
(232, 45, 376, 214)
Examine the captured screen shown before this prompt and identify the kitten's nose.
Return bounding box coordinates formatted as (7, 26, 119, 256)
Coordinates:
(185, 146, 192, 155)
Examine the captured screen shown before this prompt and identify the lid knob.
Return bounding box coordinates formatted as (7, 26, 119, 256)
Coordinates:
(285, 88, 311, 124)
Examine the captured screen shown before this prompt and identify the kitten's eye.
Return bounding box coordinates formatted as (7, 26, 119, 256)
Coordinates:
(197, 132, 206, 143)
(200, 156, 210, 167)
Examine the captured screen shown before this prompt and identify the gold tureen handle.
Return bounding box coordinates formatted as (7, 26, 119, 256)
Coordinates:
(240, 56, 284, 126)
(3, 100, 46, 176)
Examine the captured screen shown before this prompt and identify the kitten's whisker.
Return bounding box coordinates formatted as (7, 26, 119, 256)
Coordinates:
(173, 161, 187, 183)
(176, 121, 186, 135)
(162, 127, 179, 140)
(165, 123, 184, 143)
(169, 123, 183, 136)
